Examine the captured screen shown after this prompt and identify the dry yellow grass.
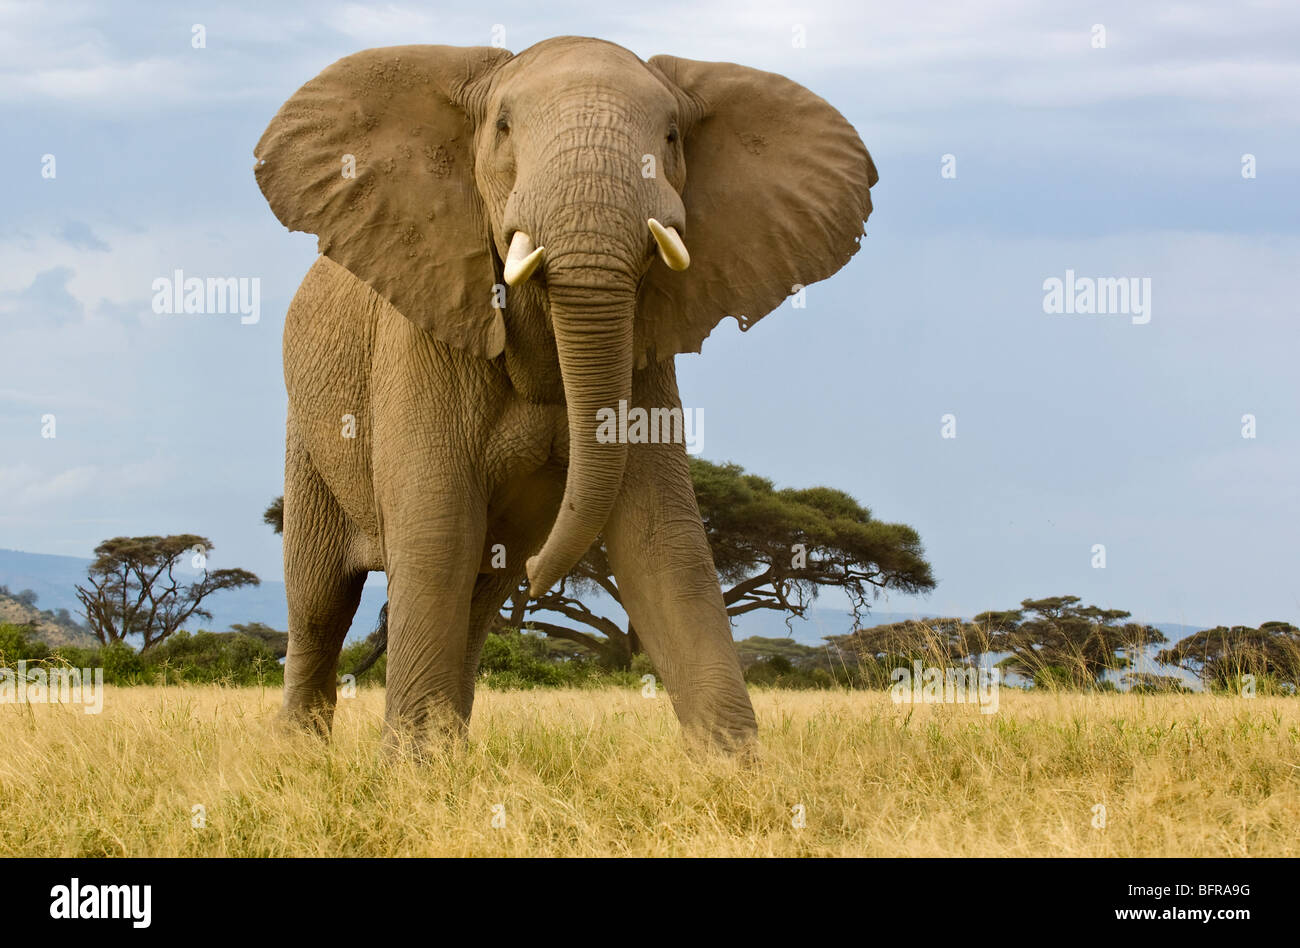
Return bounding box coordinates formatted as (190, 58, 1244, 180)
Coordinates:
(1, 684, 1297, 856)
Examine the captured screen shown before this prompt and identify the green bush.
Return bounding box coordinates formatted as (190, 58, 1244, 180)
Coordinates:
(0, 629, 285, 686)
(0, 623, 51, 663)
(99, 641, 146, 684)
(480, 630, 587, 688)
(1204, 674, 1296, 697)
(338, 639, 386, 684)
(1032, 665, 1076, 689)
(629, 652, 658, 679)
(146, 631, 283, 686)
(477, 630, 655, 689)
(48, 645, 101, 669)
(744, 656, 839, 689)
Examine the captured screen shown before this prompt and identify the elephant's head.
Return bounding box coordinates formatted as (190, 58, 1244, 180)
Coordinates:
(254, 36, 877, 596)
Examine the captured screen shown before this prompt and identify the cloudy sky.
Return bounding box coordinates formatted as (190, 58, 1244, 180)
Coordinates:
(1, 0, 1296, 629)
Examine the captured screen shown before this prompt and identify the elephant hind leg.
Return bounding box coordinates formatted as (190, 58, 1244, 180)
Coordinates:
(280, 424, 367, 736)
(458, 571, 528, 720)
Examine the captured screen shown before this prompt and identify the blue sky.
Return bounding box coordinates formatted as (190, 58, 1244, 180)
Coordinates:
(1, 0, 1297, 630)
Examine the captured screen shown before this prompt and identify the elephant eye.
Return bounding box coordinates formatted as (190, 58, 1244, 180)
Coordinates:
(666, 124, 679, 145)
(496, 114, 510, 136)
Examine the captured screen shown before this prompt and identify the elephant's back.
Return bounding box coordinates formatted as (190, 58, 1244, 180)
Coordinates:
(283, 255, 381, 538)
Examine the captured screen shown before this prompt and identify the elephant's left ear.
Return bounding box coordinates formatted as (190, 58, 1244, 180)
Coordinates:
(255, 45, 512, 358)
(639, 55, 877, 364)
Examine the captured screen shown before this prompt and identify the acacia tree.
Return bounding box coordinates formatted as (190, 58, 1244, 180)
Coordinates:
(978, 596, 1167, 687)
(829, 599, 1165, 687)
(1156, 622, 1300, 691)
(75, 535, 259, 651)
(263, 496, 283, 534)
(831, 617, 988, 668)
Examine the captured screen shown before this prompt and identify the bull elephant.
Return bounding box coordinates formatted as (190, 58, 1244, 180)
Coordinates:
(254, 35, 877, 750)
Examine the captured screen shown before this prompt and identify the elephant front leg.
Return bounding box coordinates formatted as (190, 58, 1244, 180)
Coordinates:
(603, 428, 758, 751)
(380, 496, 487, 749)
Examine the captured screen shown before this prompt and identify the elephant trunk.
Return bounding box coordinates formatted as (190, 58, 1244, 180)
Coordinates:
(525, 289, 635, 596)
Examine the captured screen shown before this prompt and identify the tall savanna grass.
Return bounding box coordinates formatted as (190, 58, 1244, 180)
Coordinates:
(2, 684, 1297, 856)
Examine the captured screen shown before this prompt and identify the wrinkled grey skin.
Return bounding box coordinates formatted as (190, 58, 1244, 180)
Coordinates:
(255, 36, 876, 750)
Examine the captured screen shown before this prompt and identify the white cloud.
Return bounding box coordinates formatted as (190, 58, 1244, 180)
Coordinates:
(0, 2, 286, 108)
(0, 463, 96, 506)
(0, 218, 306, 329)
(17, 58, 186, 102)
(327, 3, 452, 43)
(0, 266, 84, 325)
(2, 0, 1297, 122)
(0, 456, 179, 508)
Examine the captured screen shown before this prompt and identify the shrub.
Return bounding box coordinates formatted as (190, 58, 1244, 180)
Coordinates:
(338, 639, 386, 684)
(100, 641, 146, 683)
(629, 652, 658, 679)
(1123, 674, 1191, 695)
(744, 656, 837, 689)
(477, 630, 657, 689)
(1031, 665, 1076, 690)
(146, 631, 283, 686)
(481, 630, 583, 688)
(49, 645, 102, 669)
(0, 623, 51, 663)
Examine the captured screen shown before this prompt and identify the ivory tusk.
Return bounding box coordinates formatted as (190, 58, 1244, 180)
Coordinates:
(503, 231, 545, 286)
(647, 218, 690, 271)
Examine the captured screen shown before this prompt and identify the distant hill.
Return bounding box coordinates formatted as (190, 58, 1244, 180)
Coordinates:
(0, 549, 90, 617)
(0, 589, 97, 648)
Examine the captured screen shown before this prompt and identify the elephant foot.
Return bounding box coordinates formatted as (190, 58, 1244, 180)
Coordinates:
(380, 700, 469, 761)
(275, 691, 337, 740)
(680, 721, 761, 763)
(274, 710, 332, 741)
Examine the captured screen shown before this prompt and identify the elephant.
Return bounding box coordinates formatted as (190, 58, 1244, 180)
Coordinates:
(254, 35, 877, 751)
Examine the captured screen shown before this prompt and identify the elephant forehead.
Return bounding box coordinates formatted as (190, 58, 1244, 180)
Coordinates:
(499, 43, 671, 114)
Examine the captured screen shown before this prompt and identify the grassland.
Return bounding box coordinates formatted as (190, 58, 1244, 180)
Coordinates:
(2, 685, 1297, 856)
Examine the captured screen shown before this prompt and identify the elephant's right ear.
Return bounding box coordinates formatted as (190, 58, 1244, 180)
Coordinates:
(255, 45, 511, 358)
